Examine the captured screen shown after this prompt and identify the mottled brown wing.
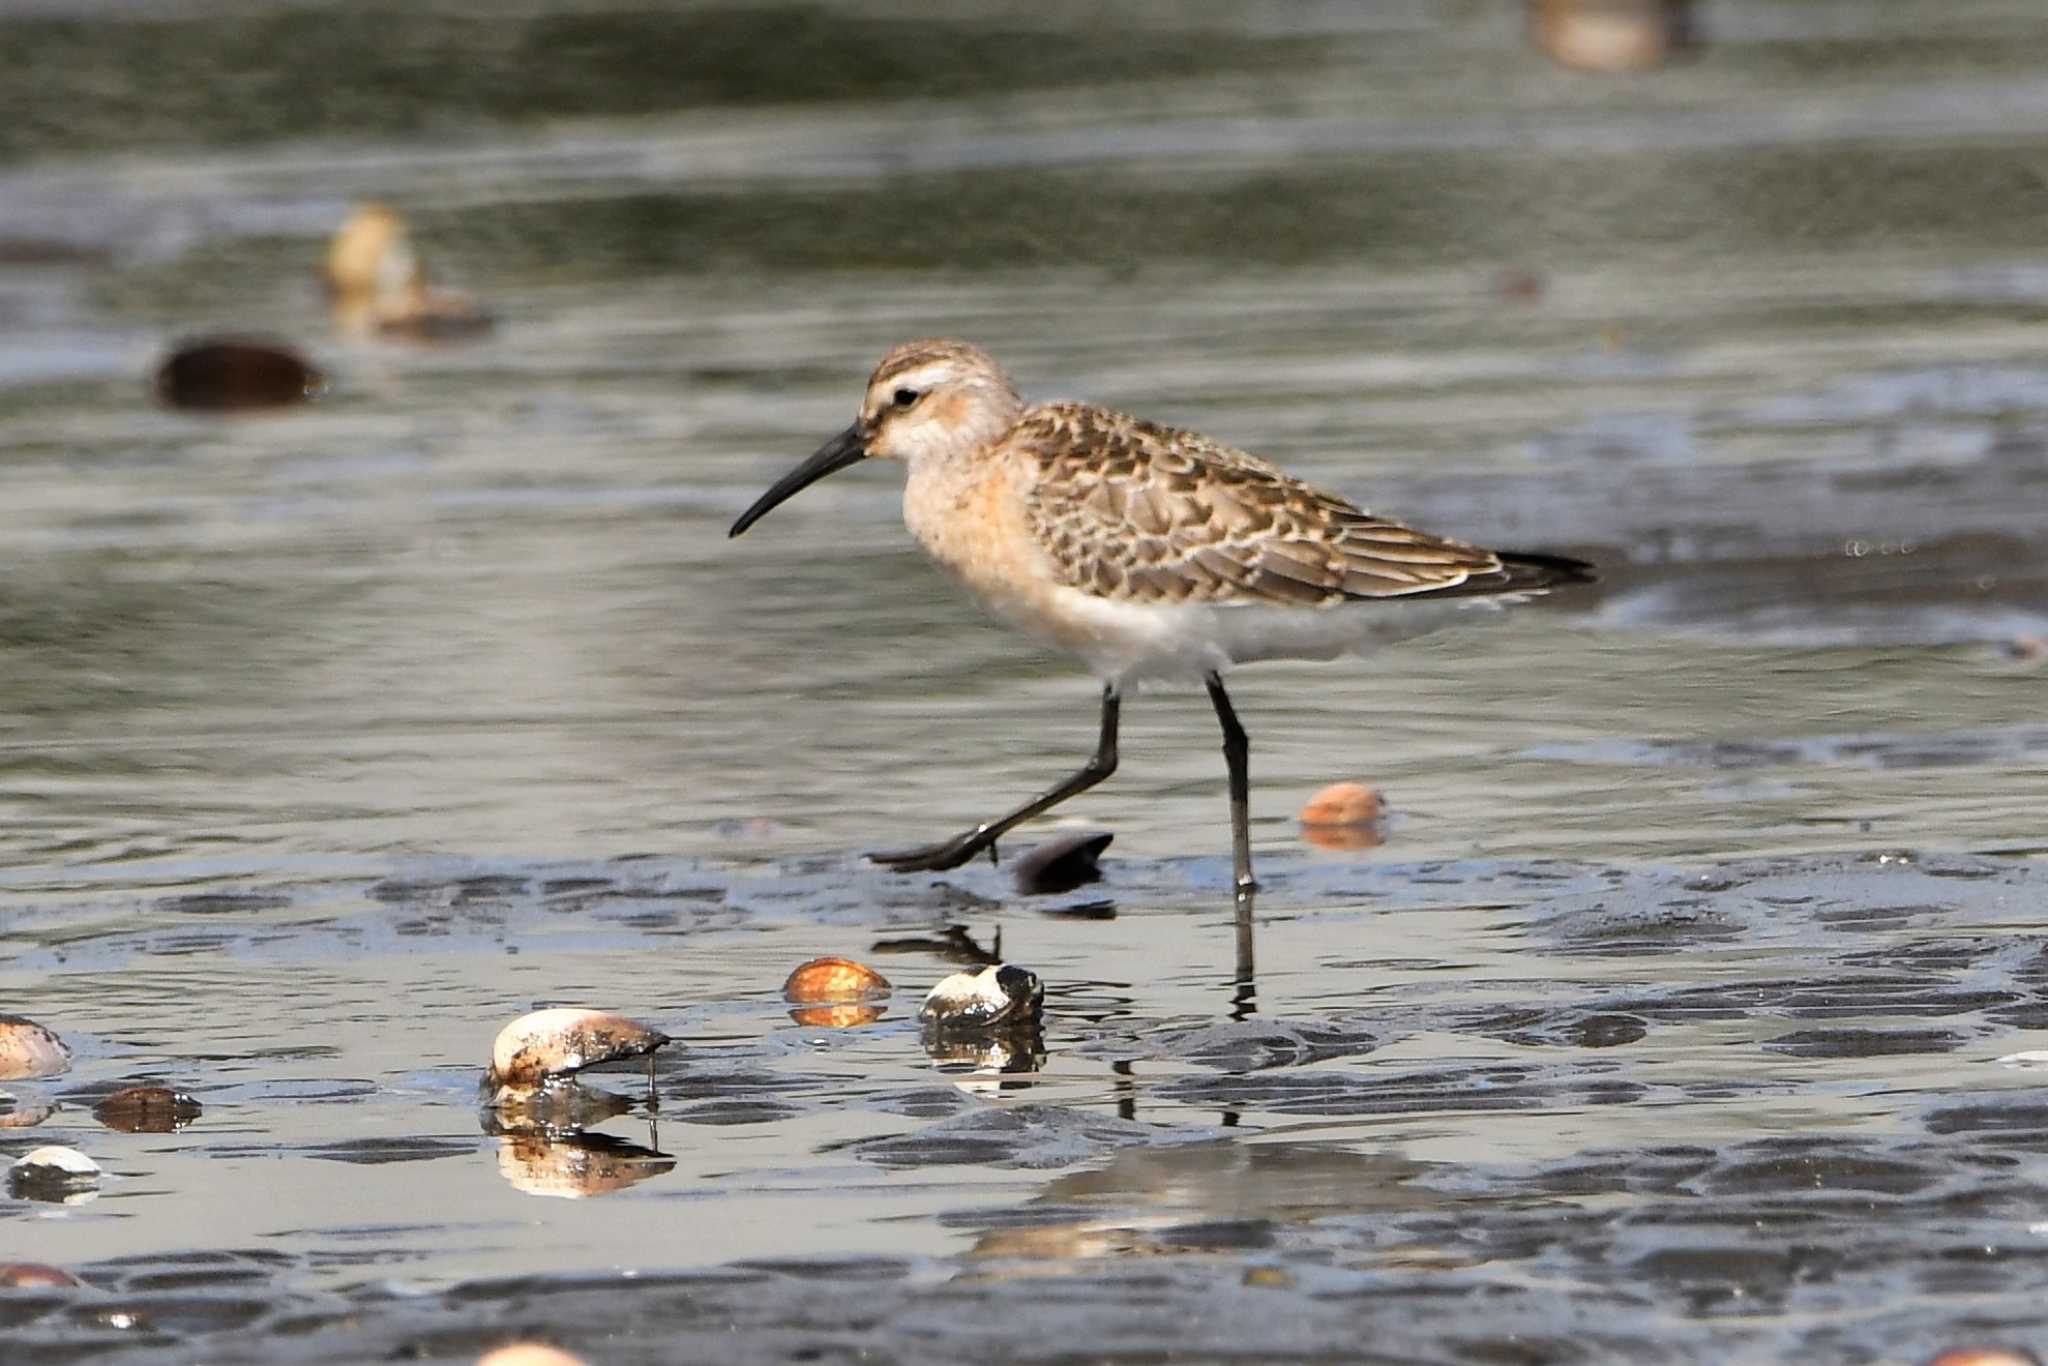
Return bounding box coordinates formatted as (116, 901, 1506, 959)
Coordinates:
(1014, 403, 1509, 606)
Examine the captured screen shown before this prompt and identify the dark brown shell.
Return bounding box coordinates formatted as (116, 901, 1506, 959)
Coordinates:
(94, 1086, 203, 1134)
(154, 337, 325, 412)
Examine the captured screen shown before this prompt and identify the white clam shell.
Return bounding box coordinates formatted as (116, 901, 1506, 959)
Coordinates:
(918, 963, 1044, 1029)
(15, 1145, 98, 1176)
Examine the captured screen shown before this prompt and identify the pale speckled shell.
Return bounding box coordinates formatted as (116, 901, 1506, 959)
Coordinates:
(485, 1008, 669, 1097)
(0, 1016, 72, 1081)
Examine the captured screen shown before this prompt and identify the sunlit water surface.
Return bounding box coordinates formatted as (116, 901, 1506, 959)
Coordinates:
(1, 4, 2046, 1362)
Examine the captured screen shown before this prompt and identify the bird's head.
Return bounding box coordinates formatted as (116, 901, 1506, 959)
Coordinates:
(729, 339, 1023, 537)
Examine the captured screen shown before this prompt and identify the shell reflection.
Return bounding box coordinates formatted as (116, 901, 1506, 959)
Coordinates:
(0, 1015, 73, 1081)
(921, 1023, 1047, 1077)
(492, 1127, 674, 1200)
(0, 1092, 55, 1129)
(788, 1003, 887, 1029)
(489, 1079, 637, 1135)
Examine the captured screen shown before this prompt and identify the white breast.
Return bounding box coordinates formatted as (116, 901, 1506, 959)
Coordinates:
(1003, 586, 1503, 687)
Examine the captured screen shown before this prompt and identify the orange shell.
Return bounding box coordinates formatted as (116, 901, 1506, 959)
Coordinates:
(1298, 781, 1383, 828)
(783, 957, 891, 1003)
(477, 1345, 592, 1366)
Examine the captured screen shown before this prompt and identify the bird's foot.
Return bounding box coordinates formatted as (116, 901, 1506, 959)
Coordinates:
(867, 828, 997, 873)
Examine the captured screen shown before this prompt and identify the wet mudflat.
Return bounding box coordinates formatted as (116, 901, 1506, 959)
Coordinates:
(2, 3, 2047, 1363)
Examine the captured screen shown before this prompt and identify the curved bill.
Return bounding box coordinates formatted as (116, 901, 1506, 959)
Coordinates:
(729, 423, 868, 538)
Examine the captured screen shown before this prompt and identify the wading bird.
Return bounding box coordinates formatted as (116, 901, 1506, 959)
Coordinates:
(730, 340, 1592, 906)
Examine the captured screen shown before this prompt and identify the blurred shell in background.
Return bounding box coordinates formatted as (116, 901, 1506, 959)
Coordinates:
(1528, 0, 1697, 73)
(153, 337, 325, 412)
(325, 201, 493, 341)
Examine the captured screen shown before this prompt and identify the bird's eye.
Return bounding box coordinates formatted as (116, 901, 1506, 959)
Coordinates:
(892, 387, 921, 409)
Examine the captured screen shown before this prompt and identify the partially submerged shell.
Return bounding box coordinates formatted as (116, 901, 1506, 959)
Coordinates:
(485, 1008, 669, 1100)
(783, 957, 891, 1003)
(1011, 831, 1112, 896)
(0, 1016, 72, 1081)
(1298, 781, 1383, 828)
(0, 1263, 78, 1289)
(1298, 782, 1386, 852)
(10, 1145, 100, 1203)
(94, 1086, 203, 1134)
(919, 964, 1043, 1030)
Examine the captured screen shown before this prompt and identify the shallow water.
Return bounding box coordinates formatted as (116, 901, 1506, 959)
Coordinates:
(1, 3, 2047, 1363)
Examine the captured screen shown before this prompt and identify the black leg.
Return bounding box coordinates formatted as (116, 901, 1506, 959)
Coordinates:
(870, 685, 1120, 873)
(1205, 673, 1257, 901)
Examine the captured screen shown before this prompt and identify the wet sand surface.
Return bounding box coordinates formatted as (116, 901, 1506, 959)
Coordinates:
(2, 3, 2047, 1362)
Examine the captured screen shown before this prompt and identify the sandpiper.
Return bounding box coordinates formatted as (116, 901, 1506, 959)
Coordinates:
(730, 340, 1592, 902)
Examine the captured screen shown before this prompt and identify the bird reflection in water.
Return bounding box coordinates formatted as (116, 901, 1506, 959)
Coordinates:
(960, 1144, 1437, 1275)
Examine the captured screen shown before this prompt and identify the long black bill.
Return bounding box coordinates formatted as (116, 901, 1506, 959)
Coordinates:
(729, 423, 868, 538)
